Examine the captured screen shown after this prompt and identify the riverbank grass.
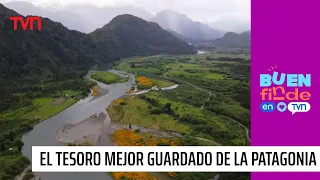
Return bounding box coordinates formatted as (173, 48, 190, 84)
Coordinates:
(108, 91, 248, 146)
(0, 79, 96, 180)
(25, 97, 77, 120)
(91, 71, 128, 84)
(149, 78, 175, 88)
(108, 96, 190, 134)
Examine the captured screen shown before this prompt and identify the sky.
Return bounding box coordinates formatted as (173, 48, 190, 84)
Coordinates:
(1, 0, 250, 32)
(2, 0, 250, 21)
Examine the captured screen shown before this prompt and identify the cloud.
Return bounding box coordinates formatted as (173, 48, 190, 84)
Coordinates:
(3, 0, 250, 20)
(1, 0, 250, 31)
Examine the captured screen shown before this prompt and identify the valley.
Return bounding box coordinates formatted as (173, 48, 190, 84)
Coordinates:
(0, 78, 97, 180)
(108, 53, 250, 180)
(0, 53, 250, 180)
(113, 53, 250, 145)
(0, 2, 251, 180)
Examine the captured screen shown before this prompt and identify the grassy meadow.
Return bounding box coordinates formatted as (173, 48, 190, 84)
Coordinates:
(113, 53, 250, 145)
(91, 71, 129, 84)
(0, 79, 96, 180)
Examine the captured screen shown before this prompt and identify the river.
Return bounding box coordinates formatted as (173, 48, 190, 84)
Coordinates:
(21, 69, 135, 180)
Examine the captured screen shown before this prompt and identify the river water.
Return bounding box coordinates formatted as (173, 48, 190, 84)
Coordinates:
(21, 69, 135, 180)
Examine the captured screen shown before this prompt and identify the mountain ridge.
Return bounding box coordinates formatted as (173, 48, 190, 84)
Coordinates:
(0, 5, 196, 87)
(211, 30, 251, 48)
(90, 14, 197, 58)
(151, 9, 224, 41)
(0, 3, 109, 86)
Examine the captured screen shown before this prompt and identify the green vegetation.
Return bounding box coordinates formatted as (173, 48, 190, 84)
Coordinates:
(108, 96, 190, 133)
(22, 171, 34, 180)
(114, 53, 250, 145)
(90, 15, 196, 59)
(178, 136, 216, 146)
(109, 91, 248, 145)
(0, 5, 108, 91)
(0, 5, 196, 91)
(0, 78, 96, 180)
(0, 4, 249, 179)
(149, 78, 175, 88)
(91, 71, 129, 84)
(127, 54, 248, 124)
(211, 31, 251, 49)
(0, 155, 30, 180)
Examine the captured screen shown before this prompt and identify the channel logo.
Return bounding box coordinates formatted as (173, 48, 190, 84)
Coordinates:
(288, 102, 311, 115)
(260, 102, 311, 114)
(259, 66, 311, 115)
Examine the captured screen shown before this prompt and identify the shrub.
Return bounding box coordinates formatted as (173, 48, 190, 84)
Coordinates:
(157, 142, 171, 146)
(150, 108, 162, 114)
(22, 173, 34, 180)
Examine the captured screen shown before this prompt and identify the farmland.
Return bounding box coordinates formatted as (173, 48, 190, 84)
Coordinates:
(109, 53, 250, 180)
(112, 53, 250, 145)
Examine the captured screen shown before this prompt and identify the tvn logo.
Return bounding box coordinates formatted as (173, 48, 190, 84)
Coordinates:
(259, 67, 311, 115)
(260, 102, 311, 114)
(9, 16, 42, 31)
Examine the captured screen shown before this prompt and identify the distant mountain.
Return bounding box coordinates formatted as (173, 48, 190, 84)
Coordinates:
(208, 18, 250, 33)
(0, 3, 108, 86)
(166, 29, 190, 42)
(90, 14, 196, 58)
(4, 1, 91, 32)
(211, 31, 251, 48)
(151, 10, 223, 41)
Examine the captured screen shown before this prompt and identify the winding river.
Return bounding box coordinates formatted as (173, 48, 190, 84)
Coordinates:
(21, 69, 135, 180)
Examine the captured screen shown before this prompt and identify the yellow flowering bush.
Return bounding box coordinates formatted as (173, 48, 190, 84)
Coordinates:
(91, 85, 98, 96)
(113, 172, 157, 180)
(113, 130, 179, 179)
(136, 76, 152, 89)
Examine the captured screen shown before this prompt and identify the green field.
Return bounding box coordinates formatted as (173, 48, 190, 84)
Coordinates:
(108, 90, 248, 145)
(91, 71, 129, 84)
(113, 53, 250, 146)
(24, 97, 77, 120)
(108, 96, 191, 133)
(0, 79, 96, 180)
(149, 78, 175, 88)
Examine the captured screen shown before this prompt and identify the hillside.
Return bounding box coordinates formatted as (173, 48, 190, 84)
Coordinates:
(90, 14, 197, 58)
(211, 31, 251, 48)
(0, 3, 107, 87)
(151, 10, 223, 41)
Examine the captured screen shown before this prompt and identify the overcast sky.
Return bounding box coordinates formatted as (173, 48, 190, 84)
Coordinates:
(2, 0, 250, 23)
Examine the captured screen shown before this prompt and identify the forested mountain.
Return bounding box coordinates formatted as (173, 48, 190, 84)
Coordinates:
(0, 4, 109, 87)
(90, 14, 197, 58)
(0, 4, 195, 88)
(211, 31, 251, 48)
